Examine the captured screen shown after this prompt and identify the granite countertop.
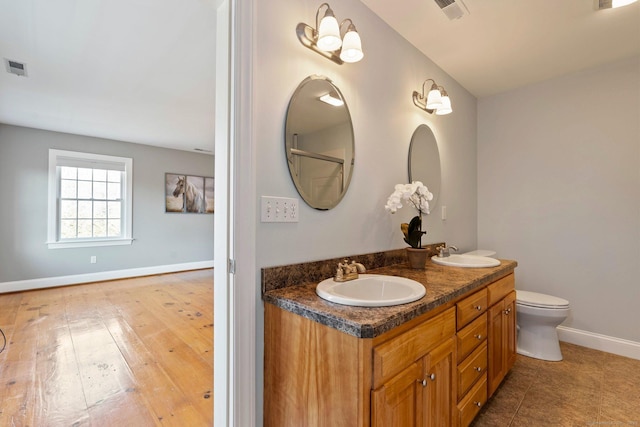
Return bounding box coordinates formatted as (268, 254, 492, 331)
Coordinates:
(263, 259, 517, 339)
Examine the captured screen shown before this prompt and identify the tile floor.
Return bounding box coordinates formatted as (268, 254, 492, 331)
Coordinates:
(473, 342, 640, 427)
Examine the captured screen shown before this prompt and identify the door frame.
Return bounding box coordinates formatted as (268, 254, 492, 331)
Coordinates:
(214, 0, 257, 425)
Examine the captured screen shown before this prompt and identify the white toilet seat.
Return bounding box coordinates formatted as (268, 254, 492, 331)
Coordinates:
(516, 290, 569, 309)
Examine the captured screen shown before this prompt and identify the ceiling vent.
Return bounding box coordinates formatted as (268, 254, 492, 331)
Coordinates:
(596, 0, 638, 9)
(434, 0, 469, 20)
(4, 58, 27, 77)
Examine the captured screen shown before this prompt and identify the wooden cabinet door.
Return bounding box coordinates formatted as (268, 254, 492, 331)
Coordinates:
(424, 337, 455, 427)
(487, 299, 506, 397)
(504, 291, 517, 372)
(487, 291, 518, 397)
(372, 361, 423, 427)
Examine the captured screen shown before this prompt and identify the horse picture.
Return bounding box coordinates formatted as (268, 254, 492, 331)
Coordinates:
(165, 173, 212, 214)
(205, 177, 214, 213)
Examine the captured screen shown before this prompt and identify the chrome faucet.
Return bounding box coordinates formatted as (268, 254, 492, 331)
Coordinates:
(334, 259, 366, 282)
(436, 245, 458, 258)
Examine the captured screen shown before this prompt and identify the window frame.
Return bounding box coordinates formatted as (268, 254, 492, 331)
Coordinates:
(47, 149, 133, 249)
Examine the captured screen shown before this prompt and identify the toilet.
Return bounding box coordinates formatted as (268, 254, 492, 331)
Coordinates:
(515, 290, 570, 361)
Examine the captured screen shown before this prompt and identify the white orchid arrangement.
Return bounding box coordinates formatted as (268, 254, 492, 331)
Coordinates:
(385, 181, 433, 248)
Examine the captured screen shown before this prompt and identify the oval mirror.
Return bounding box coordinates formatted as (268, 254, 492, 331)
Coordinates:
(285, 76, 355, 210)
(408, 124, 441, 209)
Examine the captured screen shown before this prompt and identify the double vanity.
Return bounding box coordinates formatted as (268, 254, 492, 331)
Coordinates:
(263, 247, 517, 427)
(266, 35, 514, 426)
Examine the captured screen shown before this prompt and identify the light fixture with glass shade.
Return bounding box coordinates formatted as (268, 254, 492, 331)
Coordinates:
(426, 82, 443, 110)
(435, 88, 452, 115)
(413, 79, 453, 115)
(316, 5, 341, 51)
(339, 19, 363, 63)
(296, 3, 364, 65)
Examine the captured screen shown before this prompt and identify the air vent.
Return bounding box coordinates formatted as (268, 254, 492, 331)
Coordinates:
(4, 58, 28, 77)
(596, 0, 638, 9)
(434, 0, 469, 20)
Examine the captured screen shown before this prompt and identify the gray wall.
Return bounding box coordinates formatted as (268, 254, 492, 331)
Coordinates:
(478, 57, 640, 342)
(254, 0, 479, 270)
(0, 124, 214, 283)
(252, 0, 480, 421)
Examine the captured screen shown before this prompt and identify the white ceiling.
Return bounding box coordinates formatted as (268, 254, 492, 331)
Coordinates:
(360, 0, 640, 97)
(0, 0, 218, 153)
(0, 0, 638, 153)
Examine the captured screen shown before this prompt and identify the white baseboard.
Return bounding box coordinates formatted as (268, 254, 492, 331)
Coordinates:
(0, 260, 214, 293)
(557, 326, 640, 361)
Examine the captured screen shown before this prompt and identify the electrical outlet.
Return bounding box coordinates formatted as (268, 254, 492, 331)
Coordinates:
(90, 256, 97, 264)
(261, 196, 299, 223)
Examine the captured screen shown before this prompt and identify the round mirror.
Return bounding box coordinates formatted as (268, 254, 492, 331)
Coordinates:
(285, 75, 355, 210)
(408, 124, 441, 209)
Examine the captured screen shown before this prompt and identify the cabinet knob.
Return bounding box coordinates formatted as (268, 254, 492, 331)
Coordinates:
(417, 379, 427, 387)
(475, 334, 483, 340)
(504, 307, 512, 315)
(429, 373, 436, 381)
(474, 366, 482, 372)
(474, 401, 482, 408)
(474, 305, 483, 311)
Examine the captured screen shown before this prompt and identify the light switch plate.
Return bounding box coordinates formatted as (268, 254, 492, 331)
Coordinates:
(261, 196, 299, 223)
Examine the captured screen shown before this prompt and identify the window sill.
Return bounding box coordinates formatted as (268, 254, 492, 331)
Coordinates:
(47, 238, 134, 249)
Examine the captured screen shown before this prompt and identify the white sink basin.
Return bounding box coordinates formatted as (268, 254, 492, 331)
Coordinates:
(431, 254, 501, 268)
(316, 274, 426, 307)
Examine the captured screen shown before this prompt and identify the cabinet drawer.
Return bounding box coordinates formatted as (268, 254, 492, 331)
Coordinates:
(487, 273, 515, 307)
(373, 307, 455, 388)
(457, 288, 487, 330)
(457, 343, 487, 401)
(457, 375, 487, 427)
(456, 313, 487, 364)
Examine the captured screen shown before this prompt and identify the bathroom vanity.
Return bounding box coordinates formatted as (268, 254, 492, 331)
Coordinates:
(263, 252, 517, 427)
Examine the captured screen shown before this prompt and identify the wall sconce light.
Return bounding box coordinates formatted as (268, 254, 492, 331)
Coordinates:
(296, 3, 364, 65)
(412, 79, 453, 115)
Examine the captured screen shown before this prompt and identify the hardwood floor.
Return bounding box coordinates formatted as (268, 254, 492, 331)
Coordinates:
(0, 269, 213, 426)
(7, 269, 636, 426)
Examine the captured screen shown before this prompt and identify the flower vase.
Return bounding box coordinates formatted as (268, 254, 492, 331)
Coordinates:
(406, 247, 428, 269)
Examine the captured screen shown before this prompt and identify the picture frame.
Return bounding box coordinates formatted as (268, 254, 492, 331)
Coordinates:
(165, 173, 214, 214)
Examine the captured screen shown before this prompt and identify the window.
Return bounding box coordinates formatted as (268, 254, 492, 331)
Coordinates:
(47, 149, 133, 249)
